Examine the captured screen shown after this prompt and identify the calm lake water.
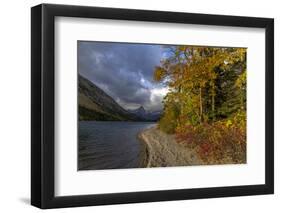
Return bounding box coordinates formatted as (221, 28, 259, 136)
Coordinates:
(78, 121, 155, 170)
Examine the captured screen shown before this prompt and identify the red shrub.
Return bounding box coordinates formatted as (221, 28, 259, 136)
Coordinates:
(176, 121, 246, 164)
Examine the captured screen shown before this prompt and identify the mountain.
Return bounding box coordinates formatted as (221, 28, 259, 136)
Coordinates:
(128, 106, 162, 121)
(79, 75, 140, 121)
(129, 106, 146, 117)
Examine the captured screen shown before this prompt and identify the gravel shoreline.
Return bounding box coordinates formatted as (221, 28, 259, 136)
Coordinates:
(138, 126, 203, 168)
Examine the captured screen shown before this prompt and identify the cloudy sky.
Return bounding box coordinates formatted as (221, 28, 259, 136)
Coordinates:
(78, 41, 169, 112)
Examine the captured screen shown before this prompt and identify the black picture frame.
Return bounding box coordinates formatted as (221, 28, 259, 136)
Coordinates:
(31, 3, 274, 209)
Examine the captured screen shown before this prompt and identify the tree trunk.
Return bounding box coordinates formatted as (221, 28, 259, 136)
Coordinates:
(199, 87, 203, 123)
(211, 82, 215, 121)
(240, 94, 244, 110)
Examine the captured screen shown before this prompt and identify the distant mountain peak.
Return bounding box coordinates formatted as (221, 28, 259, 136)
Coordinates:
(128, 105, 162, 121)
(137, 106, 145, 112)
(129, 106, 146, 115)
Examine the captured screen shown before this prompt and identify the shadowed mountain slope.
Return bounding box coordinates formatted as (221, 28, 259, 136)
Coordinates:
(79, 74, 140, 121)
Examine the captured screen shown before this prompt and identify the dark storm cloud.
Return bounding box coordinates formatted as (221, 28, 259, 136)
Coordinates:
(78, 41, 167, 111)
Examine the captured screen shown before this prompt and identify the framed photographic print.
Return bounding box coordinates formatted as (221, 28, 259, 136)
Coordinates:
(31, 3, 274, 209)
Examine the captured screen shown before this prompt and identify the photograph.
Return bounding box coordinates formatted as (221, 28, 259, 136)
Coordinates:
(78, 41, 247, 170)
(30, 3, 274, 209)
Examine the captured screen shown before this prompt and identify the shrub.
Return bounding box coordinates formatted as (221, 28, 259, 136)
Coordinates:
(176, 118, 246, 164)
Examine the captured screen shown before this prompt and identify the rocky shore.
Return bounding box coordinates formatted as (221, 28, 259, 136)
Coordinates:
(138, 126, 203, 167)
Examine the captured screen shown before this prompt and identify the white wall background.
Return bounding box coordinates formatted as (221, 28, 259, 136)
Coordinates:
(0, 0, 279, 212)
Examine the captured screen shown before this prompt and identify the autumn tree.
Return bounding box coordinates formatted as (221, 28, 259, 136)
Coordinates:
(154, 45, 247, 163)
(154, 46, 246, 128)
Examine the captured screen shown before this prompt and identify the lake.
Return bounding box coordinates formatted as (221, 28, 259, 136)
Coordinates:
(78, 121, 155, 170)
